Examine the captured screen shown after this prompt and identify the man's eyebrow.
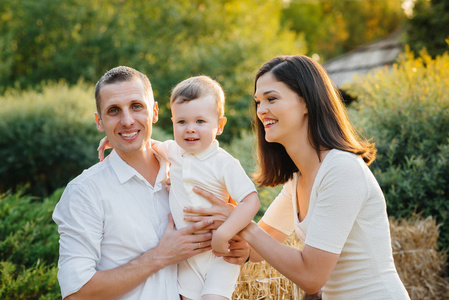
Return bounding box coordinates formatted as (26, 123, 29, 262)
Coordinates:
(104, 104, 118, 110)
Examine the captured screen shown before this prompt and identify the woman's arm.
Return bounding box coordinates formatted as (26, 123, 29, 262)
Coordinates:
(246, 220, 288, 262)
(184, 186, 251, 264)
(212, 192, 260, 253)
(240, 221, 339, 294)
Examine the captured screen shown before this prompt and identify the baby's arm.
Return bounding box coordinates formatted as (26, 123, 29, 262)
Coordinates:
(211, 191, 260, 253)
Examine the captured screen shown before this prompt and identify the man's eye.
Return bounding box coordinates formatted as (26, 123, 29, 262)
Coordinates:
(133, 104, 143, 110)
(108, 108, 118, 114)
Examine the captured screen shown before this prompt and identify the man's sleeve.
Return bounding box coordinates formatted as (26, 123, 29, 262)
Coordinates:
(52, 183, 103, 298)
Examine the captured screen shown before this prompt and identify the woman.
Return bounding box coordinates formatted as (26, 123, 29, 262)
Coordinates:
(188, 55, 410, 299)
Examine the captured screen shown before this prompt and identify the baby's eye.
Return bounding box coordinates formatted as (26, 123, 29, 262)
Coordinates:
(197, 120, 206, 124)
(177, 120, 186, 124)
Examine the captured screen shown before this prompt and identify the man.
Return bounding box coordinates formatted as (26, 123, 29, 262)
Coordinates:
(53, 66, 248, 299)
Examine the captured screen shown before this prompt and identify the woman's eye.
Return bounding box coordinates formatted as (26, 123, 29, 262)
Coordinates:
(268, 97, 277, 101)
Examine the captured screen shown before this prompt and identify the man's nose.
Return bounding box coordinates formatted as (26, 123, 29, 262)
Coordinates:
(121, 110, 135, 126)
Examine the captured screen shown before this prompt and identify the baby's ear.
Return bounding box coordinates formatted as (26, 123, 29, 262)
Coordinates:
(217, 117, 227, 135)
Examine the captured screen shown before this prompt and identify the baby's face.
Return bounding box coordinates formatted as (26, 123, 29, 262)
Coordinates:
(171, 95, 225, 154)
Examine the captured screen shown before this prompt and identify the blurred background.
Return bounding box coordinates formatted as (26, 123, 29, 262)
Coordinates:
(1, 0, 448, 298)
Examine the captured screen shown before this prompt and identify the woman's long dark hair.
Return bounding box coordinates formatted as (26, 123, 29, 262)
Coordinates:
(253, 55, 376, 187)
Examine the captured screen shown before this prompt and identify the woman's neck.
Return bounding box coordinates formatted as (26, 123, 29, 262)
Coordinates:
(284, 138, 324, 180)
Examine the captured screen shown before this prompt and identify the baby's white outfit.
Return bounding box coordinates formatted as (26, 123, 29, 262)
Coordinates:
(156, 140, 257, 300)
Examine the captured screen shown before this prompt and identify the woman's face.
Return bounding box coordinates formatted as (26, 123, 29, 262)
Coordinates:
(254, 72, 308, 146)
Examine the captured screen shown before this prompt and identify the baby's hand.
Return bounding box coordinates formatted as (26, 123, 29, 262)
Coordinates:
(211, 228, 231, 253)
(97, 136, 113, 161)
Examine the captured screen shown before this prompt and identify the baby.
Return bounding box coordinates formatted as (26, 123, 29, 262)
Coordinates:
(154, 76, 259, 300)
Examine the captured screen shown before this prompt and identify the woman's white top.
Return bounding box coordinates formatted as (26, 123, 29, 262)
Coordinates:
(262, 149, 410, 299)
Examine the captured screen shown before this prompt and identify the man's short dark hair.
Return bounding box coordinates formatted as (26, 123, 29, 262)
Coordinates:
(95, 66, 153, 114)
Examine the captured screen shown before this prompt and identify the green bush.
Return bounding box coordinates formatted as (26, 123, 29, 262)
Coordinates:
(0, 188, 61, 299)
(345, 48, 449, 248)
(0, 82, 104, 197)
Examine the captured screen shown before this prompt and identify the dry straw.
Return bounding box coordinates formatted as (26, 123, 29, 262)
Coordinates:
(232, 215, 449, 300)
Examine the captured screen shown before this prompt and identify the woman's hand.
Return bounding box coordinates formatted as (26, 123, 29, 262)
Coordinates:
(183, 186, 235, 231)
(97, 136, 113, 161)
(214, 235, 251, 265)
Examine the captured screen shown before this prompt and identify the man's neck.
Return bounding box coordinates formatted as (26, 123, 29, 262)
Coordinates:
(116, 148, 160, 186)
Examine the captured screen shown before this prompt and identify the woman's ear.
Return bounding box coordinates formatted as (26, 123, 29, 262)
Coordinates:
(301, 97, 308, 115)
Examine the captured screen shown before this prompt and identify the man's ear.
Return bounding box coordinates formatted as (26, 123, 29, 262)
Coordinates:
(95, 112, 105, 132)
(217, 117, 227, 135)
(152, 102, 159, 123)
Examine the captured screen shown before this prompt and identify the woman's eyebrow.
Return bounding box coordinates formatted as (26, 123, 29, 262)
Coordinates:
(254, 90, 277, 99)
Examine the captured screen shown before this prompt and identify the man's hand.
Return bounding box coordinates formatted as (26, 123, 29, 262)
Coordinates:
(154, 214, 214, 266)
(183, 186, 235, 230)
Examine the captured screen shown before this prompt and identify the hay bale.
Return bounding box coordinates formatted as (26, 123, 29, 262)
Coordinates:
(390, 215, 449, 299)
(233, 234, 304, 300)
(233, 215, 449, 300)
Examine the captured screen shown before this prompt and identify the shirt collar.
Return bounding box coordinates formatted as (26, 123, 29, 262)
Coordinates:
(108, 150, 168, 188)
(182, 140, 219, 161)
(108, 150, 141, 184)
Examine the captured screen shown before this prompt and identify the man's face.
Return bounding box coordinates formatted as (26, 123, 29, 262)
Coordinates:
(95, 79, 158, 159)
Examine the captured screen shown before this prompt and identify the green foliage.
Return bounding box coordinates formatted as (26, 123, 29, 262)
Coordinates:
(0, 0, 303, 142)
(0, 261, 59, 300)
(0, 82, 104, 197)
(345, 49, 449, 248)
(0, 189, 61, 299)
(406, 0, 449, 57)
(0, 188, 61, 267)
(282, 0, 406, 60)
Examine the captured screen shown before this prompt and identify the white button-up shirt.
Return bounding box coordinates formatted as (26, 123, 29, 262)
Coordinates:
(53, 150, 178, 299)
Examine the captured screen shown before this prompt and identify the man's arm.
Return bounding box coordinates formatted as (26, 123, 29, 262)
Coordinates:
(65, 215, 213, 300)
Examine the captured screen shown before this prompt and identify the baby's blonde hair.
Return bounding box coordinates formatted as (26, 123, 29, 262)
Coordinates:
(170, 75, 225, 118)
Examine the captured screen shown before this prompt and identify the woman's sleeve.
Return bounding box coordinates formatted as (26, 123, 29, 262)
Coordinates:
(260, 179, 295, 236)
(305, 155, 369, 254)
